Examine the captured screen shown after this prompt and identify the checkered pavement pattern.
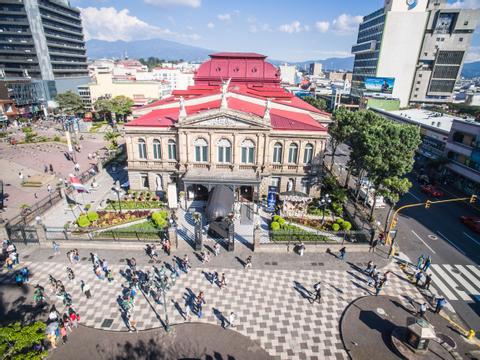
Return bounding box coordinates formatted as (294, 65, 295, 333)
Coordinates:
(0, 260, 423, 360)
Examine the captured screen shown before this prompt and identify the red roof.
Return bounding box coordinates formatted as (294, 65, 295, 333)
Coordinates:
(210, 52, 267, 59)
(126, 97, 326, 132)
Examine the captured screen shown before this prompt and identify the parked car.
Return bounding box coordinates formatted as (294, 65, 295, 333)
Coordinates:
(460, 216, 480, 234)
(358, 187, 386, 209)
(420, 185, 444, 197)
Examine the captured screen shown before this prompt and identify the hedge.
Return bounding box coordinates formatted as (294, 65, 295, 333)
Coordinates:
(87, 211, 99, 222)
(77, 215, 91, 228)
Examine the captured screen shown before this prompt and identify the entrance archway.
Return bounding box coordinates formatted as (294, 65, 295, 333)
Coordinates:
(187, 184, 209, 200)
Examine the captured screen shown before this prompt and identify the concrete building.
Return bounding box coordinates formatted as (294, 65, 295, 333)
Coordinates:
(152, 68, 194, 90)
(351, 0, 479, 107)
(0, 0, 89, 99)
(125, 53, 331, 201)
(279, 64, 299, 85)
(309, 63, 323, 76)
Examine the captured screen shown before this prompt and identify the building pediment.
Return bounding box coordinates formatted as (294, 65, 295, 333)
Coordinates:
(177, 109, 270, 130)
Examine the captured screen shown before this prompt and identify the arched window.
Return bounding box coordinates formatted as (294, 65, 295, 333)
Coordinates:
(138, 139, 147, 159)
(273, 142, 283, 163)
(217, 138, 231, 163)
(194, 138, 208, 162)
(288, 143, 298, 164)
(168, 139, 177, 160)
(303, 143, 313, 164)
(153, 139, 161, 160)
(241, 139, 255, 164)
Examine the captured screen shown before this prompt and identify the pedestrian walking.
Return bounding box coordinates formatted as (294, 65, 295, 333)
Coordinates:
(416, 254, 425, 270)
(418, 302, 427, 318)
(20, 267, 29, 282)
(107, 270, 114, 282)
(171, 259, 180, 277)
(298, 242, 305, 256)
(34, 192, 38, 199)
(44, 165, 48, 173)
(219, 273, 227, 289)
(369, 239, 378, 253)
(52, 241, 60, 255)
(365, 261, 373, 274)
(312, 282, 322, 303)
(74, 163, 80, 173)
(435, 297, 447, 314)
(66, 267, 74, 281)
(422, 256, 432, 272)
(245, 256, 252, 269)
(69, 308, 79, 328)
(214, 243, 220, 256)
(47, 333, 57, 349)
(49, 164, 54, 173)
(211, 271, 219, 285)
(228, 312, 236, 328)
(338, 247, 346, 261)
(60, 325, 68, 344)
(423, 273, 432, 290)
(182, 254, 190, 273)
(415, 270, 424, 286)
(81, 280, 91, 299)
(19, 172, 24, 183)
(47, 184, 52, 194)
(375, 279, 384, 296)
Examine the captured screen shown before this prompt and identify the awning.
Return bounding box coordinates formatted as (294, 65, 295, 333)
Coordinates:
(183, 170, 261, 187)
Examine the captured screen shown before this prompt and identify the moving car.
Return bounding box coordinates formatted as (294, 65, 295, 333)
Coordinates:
(420, 185, 444, 197)
(460, 216, 480, 234)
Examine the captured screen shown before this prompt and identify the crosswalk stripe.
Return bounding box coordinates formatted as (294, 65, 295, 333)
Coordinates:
(455, 265, 480, 290)
(466, 265, 480, 279)
(430, 265, 459, 301)
(431, 264, 474, 301)
(444, 265, 479, 297)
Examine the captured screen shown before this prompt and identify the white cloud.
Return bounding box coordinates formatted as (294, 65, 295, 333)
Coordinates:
(278, 20, 304, 34)
(248, 16, 271, 33)
(144, 0, 201, 7)
(207, 22, 215, 29)
(446, 0, 480, 9)
(465, 46, 480, 62)
(80, 7, 200, 42)
(217, 13, 231, 21)
(315, 21, 330, 33)
(331, 14, 363, 35)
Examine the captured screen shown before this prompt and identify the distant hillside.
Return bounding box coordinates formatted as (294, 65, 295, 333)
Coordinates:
(462, 61, 480, 79)
(295, 57, 354, 72)
(86, 38, 214, 62)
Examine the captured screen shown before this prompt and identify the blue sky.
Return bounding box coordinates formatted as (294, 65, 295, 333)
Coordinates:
(72, 0, 480, 62)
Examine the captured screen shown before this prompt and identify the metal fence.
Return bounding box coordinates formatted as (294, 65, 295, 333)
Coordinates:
(6, 224, 39, 244)
(45, 227, 167, 243)
(269, 229, 369, 244)
(9, 190, 62, 226)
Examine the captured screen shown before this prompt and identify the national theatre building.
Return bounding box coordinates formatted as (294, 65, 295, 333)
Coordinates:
(124, 52, 330, 203)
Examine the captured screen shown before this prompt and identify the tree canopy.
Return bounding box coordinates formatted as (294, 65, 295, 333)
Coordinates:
(111, 96, 134, 121)
(302, 96, 327, 111)
(54, 91, 84, 114)
(0, 321, 47, 360)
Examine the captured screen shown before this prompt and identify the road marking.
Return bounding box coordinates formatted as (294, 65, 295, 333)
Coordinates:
(463, 232, 480, 247)
(437, 231, 466, 256)
(411, 230, 436, 254)
(466, 265, 480, 279)
(455, 265, 480, 290)
(444, 265, 479, 296)
(430, 265, 459, 301)
(407, 192, 421, 201)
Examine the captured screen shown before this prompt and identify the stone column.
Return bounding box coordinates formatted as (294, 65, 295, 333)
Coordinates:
(168, 226, 178, 250)
(36, 224, 48, 247)
(253, 227, 262, 252)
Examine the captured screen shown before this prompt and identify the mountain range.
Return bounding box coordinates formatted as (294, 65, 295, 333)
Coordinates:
(86, 38, 479, 77)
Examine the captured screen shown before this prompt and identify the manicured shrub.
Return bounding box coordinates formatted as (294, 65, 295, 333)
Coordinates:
(87, 210, 99, 222)
(341, 221, 352, 231)
(277, 217, 286, 226)
(336, 218, 344, 225)
(331, 223, 340, 232)
(272, 215, 281, 222)
(271, 221, 280, 231)
(77, 215, 91, 228)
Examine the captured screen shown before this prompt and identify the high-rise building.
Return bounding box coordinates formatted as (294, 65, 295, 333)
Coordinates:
(351, 0, 479, 107)
(309, 63, 323, 76)
(0, 0, 89, 100)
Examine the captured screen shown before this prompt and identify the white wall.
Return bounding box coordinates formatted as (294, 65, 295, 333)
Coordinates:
(384, 0, 428, 12)
(376, 11, 428, 107)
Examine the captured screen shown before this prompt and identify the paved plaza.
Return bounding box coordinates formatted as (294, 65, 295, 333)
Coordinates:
(0, 247, 426, 360)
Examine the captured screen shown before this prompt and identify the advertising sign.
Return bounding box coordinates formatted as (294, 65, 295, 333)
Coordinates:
(266, 186, 278, 212)
(364, 77, 395, 94)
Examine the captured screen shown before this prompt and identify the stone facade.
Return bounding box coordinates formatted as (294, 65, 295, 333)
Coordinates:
(125, 108, 327, 200)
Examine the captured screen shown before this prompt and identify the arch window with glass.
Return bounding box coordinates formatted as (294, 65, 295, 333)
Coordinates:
(288, 143, 299, 164)
(138, 139, 147, 159)
(241, 139, 255, 164)
(217, 138, 232, 163)
(168, 139, 177, 160)
(303, 143, 314, 164)
(273, 142, 283, 163)
(194, 138, 208, 162)
(152, 139, 161, 160)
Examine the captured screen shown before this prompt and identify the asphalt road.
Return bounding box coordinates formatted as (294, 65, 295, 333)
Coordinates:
(330, 142, 480, 333)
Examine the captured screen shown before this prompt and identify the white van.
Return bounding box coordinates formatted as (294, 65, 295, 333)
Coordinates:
(358, 187, 386, 209)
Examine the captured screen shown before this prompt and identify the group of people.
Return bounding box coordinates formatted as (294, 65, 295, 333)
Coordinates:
(45, 305, 81, 349)
(364, 261, 389, 296)
(2, 240, 19, 270)
(90, 252, 113, 282)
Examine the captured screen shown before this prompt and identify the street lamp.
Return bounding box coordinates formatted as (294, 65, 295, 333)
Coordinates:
(112, 185, 122, 213)
(319, 194, 331, 225)
(156, 266, 176, 332)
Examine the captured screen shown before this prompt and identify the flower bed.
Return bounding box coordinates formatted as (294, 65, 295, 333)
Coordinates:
(270, 215, 329, 242)
(104, 200, 165, 210)
(286, 216, 352, 232)
(75, 210, 151, 230)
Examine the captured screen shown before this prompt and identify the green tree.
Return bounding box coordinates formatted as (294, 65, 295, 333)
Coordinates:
(111, 95, 134, 122)
(0, 321, 47, 360)
(328, 107, 357, 171)
(54, 91, 84, 114)
(303, 96, 327, 111)
(104, 130, 120, 149)
(93, 98, 113, 121)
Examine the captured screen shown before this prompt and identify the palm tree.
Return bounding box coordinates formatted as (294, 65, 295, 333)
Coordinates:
(104, 131, 120, 149)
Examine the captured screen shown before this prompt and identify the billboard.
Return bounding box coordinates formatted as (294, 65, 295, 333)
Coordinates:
(364, 77, 395, 94)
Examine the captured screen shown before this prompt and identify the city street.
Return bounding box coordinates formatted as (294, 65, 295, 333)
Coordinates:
(330, 143, 480, 333)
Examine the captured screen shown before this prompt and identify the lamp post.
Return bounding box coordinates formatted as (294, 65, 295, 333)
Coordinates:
(319, 194, 331, 225)
(112, 185, 122, 213)
(156, 266, 176, 332)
